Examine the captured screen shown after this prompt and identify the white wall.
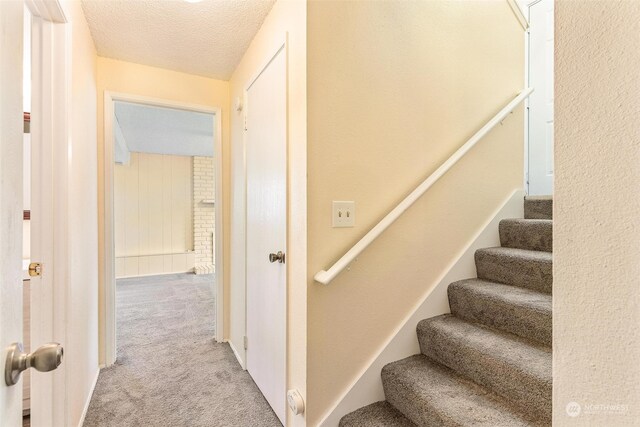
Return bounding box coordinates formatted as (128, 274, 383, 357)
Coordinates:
(61, 0, 100, 425)
(114, 152, 195, 278)
(554, 1, 640, 424)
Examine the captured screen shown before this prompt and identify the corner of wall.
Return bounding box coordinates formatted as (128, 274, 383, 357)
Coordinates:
(62, 0, 100, 425)
(76, 368, 100, 427)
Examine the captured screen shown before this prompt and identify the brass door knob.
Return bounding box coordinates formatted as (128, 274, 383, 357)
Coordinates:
(28, 262, 42, 277)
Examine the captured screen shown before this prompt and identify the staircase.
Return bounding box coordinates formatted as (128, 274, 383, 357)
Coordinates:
(339, 196, 552, 427)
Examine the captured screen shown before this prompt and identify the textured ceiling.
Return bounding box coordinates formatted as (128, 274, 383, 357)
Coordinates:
(115, 101, 214, 157)
(81, 0, 276, 79)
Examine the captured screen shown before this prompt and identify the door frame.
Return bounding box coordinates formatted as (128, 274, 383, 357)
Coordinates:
(25, 1, 70, 425)
(101, 92, 225, 366)
(243, 38, 288, 421)
(522, 0, 545, 194)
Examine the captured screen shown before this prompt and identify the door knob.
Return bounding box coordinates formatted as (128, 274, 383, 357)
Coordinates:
(5, 342, 63, 386)
(269, 251, 285, 264)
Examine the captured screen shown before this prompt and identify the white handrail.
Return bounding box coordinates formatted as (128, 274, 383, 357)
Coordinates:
(314, 88, 534, 285)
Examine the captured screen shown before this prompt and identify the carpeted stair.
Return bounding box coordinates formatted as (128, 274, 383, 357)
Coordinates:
(339, 196, 552, 427)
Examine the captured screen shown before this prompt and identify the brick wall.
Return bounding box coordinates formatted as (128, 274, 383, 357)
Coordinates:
(193, 156, 215, 273)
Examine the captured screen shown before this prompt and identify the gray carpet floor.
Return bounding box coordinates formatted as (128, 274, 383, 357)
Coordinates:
(83, 273, 281, 427)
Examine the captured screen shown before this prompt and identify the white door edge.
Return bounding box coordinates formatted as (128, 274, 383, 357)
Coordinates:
(25, 1, 70, 425)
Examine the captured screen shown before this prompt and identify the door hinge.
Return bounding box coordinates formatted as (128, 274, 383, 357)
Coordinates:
(244, 115, 248, 131)
(244, 336, 248, 350)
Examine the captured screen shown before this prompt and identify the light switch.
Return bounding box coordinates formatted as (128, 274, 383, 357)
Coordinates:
(333, 201, 355, 228)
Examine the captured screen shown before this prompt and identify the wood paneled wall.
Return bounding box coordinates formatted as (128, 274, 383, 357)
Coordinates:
(114, 152, 194, 277)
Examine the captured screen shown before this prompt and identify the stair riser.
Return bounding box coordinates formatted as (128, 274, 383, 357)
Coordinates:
(524, 198, 552, 220)
(499, 220, 552, 252)
(475, 250, 552, 294)
(448, 284, 552, 346)
(339, 402, 416, 427)
(418, 321, 551, 423)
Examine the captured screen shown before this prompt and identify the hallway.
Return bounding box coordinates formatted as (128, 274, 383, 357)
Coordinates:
(84, 274, 281, 427)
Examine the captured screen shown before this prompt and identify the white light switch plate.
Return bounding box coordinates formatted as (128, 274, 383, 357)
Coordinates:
(333, 201, 355, 228)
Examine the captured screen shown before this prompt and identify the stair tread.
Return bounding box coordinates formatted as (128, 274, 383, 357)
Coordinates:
(524, 195, 552, 200)
(448, 279, 551, 345)
(382, 355, 545, 427)
(478, 246, 552, 262)
(501, 218, 552, 223)
(339, 401, 416, 427)
(450, 278, 551, 314)
(475, 247, 552, 294)
(418, 315, 551, 421)
(418, 315, 551, 384)
(499, 218, 552, 252)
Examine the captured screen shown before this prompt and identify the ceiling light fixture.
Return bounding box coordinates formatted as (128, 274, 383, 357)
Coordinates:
(183, 0, 202, 3)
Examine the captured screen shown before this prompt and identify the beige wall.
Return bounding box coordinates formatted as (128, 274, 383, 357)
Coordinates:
(307, 1, 524, 423)
(62, 1, 100, 425)
(114, 152, 195, 278)
(229, 0, 307, 425)
(96, 57, 230, 363)
(554, 1, 640, 424)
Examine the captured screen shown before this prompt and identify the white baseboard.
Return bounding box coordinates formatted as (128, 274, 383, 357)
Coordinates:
(77, 369, 100, 427)
(319, 189, 525, 427)
(229, 339, 246, 370)
(115, 270, 196, 280)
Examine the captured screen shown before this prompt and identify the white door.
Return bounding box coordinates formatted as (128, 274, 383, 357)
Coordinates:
(245, 46, 287, 424)
(527, 0, 554, 195)
(0, 2, 26, 424)
(2, 4, 67, 425)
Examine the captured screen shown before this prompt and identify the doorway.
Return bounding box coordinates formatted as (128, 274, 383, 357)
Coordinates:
(525, 0, 554, 195)
(113, 102, 214, 280)
(245, 44, 287, 424)
(102, 95, 224, 366)
(112, 101, 218, 368)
